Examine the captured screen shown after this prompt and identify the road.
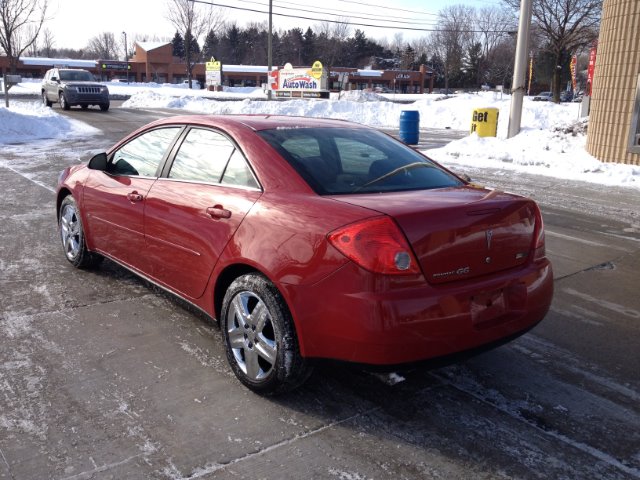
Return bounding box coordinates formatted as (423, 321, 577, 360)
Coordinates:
(0, 103, 639, 479)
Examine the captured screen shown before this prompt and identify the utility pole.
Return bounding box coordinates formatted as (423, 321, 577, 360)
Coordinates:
(122, 31, 129, 84)
(507, 0, 533, 138)
(267, 0, 273, 101)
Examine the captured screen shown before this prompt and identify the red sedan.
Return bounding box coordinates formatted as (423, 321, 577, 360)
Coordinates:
(56, 115, 553, 394)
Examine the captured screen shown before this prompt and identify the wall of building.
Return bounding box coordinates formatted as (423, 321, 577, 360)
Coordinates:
(586, 0, 640, 165)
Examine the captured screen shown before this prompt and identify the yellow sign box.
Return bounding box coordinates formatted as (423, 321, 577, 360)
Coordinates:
(310, 60, 323, 80)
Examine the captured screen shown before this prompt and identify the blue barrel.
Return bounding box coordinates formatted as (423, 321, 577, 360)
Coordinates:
(399, 110, 420, 145)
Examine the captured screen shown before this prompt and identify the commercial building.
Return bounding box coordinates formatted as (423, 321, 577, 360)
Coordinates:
(586, 0, 640, 165)
(0, 41, 433, 94)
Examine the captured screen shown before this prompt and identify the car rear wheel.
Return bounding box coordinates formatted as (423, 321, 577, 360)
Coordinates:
(59, 92, 70, 110)
(42, 91, 52, 107)
(221, 273, 312, 394)
(59, 196, 102, 269)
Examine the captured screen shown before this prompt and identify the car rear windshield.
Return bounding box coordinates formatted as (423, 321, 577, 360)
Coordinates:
(258, 127, 462, 195)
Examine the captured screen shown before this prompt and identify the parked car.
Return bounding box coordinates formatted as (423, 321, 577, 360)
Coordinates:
(181, 79, 201, 89)
(533, 91, 552, 101)
(560, 91, 574, 102)
(56, 115, 553, 394)
(42, 68, 110, 111)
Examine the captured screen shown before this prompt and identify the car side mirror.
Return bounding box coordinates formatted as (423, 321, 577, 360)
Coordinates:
(88, 152, 108, 171)
(51, 76, 58, 82)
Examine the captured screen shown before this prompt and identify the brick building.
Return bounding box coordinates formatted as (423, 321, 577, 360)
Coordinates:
(586, 0, 640, 165)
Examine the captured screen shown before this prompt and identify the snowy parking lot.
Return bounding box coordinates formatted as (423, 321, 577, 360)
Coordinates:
(1, 88, 639, 479)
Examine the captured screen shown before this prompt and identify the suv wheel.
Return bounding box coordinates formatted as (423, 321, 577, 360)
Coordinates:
(59, 92, 70, 111)
(42, 91, 52, 107)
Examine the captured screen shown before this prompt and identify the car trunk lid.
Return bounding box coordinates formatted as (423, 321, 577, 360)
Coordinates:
(328, 187, 537, 283)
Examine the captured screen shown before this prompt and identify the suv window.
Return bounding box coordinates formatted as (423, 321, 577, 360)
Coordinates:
(59, 70, 94, 82)
(110, 128, 180, 177)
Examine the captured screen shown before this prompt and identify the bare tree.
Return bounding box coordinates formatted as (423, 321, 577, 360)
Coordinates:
(503, 0, 602, 101)
(314, 20, 351, 67)
(40, 27, 53, 57)
(86, 32, 118, 59)
(0, 0, 48, 72)
(429, 5, 475, 90)
(166, 0, 225, 87)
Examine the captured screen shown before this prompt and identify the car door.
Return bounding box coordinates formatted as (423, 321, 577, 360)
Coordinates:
(143, 127, 262, 299)
(82, 127, 182, 271)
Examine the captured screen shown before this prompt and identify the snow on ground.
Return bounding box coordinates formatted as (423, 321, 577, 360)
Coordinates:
(0, 101, 98, 144)
(2, 82, 639, 189)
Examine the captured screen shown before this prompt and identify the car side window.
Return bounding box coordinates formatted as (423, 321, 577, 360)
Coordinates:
(221, 150, 259, 189)
(110, 127, 180, 177)
(169, 128, 235, 183)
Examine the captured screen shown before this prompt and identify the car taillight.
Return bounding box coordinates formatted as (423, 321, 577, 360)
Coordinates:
(328, 216, 421, 275)
(532, 204, 546, 261)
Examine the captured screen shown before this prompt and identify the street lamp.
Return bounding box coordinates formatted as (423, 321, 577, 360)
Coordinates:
(122, 31, 129, 84)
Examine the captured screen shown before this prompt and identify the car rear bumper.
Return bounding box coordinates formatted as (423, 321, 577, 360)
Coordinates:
(286, 260, 553, 365)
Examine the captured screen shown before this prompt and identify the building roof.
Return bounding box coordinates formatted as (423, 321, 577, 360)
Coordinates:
(20, 56, 97, 68)
(136, 42, 170, 52)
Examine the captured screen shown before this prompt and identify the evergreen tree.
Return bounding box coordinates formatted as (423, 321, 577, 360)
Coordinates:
(202, 29, 218, 61)
(172, 31, 185, 58)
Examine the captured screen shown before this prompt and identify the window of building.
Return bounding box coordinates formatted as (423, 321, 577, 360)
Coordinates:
(629, 74, 640, 154)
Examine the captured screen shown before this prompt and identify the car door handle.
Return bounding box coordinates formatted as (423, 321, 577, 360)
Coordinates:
(206, 205, 231, 219)
(127, 191, 143, 202)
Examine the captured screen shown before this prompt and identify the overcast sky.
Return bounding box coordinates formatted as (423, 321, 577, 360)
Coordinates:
(46, 0, 504, 52)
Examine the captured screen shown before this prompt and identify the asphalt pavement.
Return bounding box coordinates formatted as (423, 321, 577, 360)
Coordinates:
(0, 102, 639, 479)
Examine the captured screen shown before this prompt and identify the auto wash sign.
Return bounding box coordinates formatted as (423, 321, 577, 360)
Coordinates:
(271, 61, 329, 98)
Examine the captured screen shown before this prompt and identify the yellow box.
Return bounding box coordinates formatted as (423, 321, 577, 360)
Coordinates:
(470, 108, 499, 137)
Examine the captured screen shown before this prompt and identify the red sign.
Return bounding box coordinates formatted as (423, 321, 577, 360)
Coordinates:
(570, 54, 577, 92)
(586, 45, 597, 96)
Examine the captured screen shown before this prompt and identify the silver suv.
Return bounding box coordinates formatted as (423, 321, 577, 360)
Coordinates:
(42, 68, 110, 111)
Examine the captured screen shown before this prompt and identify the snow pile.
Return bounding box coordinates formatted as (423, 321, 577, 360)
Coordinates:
(427, 119, 640, 188)
(0, 103, 98, 144)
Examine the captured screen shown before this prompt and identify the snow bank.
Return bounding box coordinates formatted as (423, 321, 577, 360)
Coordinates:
(0, 102, 98, 144)
(426, 120, 640, 188)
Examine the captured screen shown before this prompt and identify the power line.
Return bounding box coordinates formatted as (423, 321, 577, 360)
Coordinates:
(191, 0, 514, 34)
(334, 0, 439, 16)
(273, 0, 440, 25)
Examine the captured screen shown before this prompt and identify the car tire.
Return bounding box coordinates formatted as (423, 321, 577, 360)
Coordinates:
(42, 91, 52, 107)
(59, 92, 70, 110)
(81, 105, 88, 110)
(100, 103, 110, 112)
(221, 273, 312, 394)
(59, 196, 102, 269)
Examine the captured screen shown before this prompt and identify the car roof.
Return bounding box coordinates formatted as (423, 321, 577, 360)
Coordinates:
(149, 115, 368, 132)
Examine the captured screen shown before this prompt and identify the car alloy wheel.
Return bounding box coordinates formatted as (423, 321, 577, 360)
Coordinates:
(59, 196, 102, 269)
(221, 274, 312, 394)
(227, 290, 277, 381)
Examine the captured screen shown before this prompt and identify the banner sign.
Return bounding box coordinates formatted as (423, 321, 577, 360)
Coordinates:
(586, 45, 597, 96)
(570, 54, 577, 92)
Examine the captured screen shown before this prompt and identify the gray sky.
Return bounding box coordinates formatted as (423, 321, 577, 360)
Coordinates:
(46, 0, 505, 51)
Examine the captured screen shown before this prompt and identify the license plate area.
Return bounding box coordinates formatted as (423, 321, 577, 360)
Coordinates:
(471, 288, 508, 328)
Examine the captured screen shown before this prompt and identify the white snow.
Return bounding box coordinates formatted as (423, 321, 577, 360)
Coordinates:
(0, 101, 98, 143)
(2, 83, 638, 189)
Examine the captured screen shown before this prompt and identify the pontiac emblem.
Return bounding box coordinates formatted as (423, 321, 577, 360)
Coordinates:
(485, 229, 493, 250)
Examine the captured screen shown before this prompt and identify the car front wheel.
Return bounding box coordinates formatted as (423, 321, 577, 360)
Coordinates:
(59, 92, 70, 110)
(221, 273, 312, 394)
(59, 196, 102, 269)
(42, 91, 52, 107)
